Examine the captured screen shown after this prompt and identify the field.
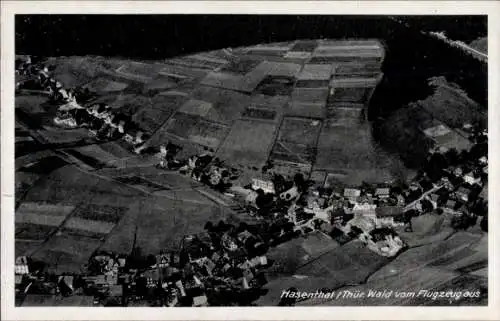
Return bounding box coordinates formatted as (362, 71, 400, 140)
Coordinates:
(216, 120, 278, 169)
(220, 57, 261, 75)
(83, 77, 129, 93)
(308, 267, 460, 306)
(290, 40, 319, 52)
(268, 62, 302, 78)
(100, 195, 230, 254)
(255, 76, 296, 97)
(395, 213, 455, 247)
(276, 117, 322, 148)
(291, 88, 329, 105)
(31, 233, 103, 274)
(157, 112, 230, 150)
(368, 232, 484, 284)
(298, 64, 334, 80)
(329, 87, 372, 104)
(189, 86, 250, 124)
(295, 79, 330, 89)
(261, 239, 390, 305)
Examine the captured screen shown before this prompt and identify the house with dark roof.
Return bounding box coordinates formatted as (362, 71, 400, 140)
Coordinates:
(375, 206, 404, 227)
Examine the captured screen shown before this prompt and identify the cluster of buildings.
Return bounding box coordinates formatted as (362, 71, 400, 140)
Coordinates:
(14, 55, 488, 306)
(157, 124, 488, 259)
(15, 220, 279, 306)
(15, 59, 148, 153)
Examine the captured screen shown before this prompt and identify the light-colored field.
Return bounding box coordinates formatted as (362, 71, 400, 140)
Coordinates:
(100, 196, 230, 254)
(284, 102, 325, 119)
(178, 99, 213, 117)
(200, 71, 244, 91)
(277, 117, 322, 147)
(31, 233, 102, 274)
(63, 217, 115, 235)
(298, 64, 335, 80)
(16, 213, 67, 227)
(268, 62, 302, 78)
(216, 120, 278, 168)
(189, 86, 250, 124)
(291, 88, 329, 105)
(330, 77, 379, 88)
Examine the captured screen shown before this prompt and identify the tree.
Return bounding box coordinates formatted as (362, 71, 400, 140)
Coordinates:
(480, 216, 488, 232)
(451, 214, 471, 230)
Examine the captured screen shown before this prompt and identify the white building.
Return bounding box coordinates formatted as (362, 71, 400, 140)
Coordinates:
(251, 178, 276, 194)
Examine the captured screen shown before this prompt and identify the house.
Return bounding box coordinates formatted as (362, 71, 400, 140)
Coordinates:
(58, 275, 74, 294)
(15, 256, 29, 275)
(108, 284, 123, 297)
(463, 172, 481, 186)
(455, 186, 471, 202)
(15, 274, 24, 285)
(375, 188, 390, 199)
(443, 200, 460, 215)
(353, 203, 377, 218)
(343, 188, 361, 201)
(251, 178, 275, 194)
(175, 280, 187, 297)
(156, 253, 170, 268)
(143, 269, 160, 288)
(280, 185, 299, 201)
(375, 206, 405, 227)
(237, 230, 254, 243)
(84, 274, 118, 287)
(193, 294, 208, 307)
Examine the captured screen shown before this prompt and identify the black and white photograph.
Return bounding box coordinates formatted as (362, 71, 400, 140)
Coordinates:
(2, 1, 499, 320)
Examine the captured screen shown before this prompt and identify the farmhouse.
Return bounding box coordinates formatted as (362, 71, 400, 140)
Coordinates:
(374, 206, 405, 227)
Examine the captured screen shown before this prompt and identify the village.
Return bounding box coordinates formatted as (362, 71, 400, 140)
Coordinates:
(14, 51, 488, 307)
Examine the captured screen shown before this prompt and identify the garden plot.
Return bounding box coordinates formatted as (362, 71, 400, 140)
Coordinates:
(242, 94, 289, 122)
(16, 202, 75, 227)
(309, 56, 381, 65)
(291, 88, 329, 105)
(115, 62, 159, 82)
(318, 39, 382, 48)
(200, 71, 244, 92)
(315, 121, 396, 176)
(325, 107, 364, 126)
(31, 233, 103, 274)
(189, 86, 250, 124)
(298, 64, 335, 80)
(83, 78, 129, 93)
(166, 56, 223, 71)
(335, 62, 381, 77)
(268, 62, 302, 78)
(216, 120, 278, 169)
(290, 40, 319, 52)
(254, 75, 296, 97)
(151, 112, 230, 150)
(313, 47, 384, 59)
(270, 117, 322, 166)
(101, 196, 229, 254)
(328, 86, 373, 104)
(220, 57, 262, 75)
(63, 217, 115, 236)
(330, 77, 379, 88)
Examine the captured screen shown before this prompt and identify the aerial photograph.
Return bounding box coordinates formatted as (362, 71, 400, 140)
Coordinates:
(14, 15, 488, 307)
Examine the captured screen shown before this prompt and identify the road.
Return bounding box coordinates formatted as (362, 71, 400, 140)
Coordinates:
(404, 183, 444, 211)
